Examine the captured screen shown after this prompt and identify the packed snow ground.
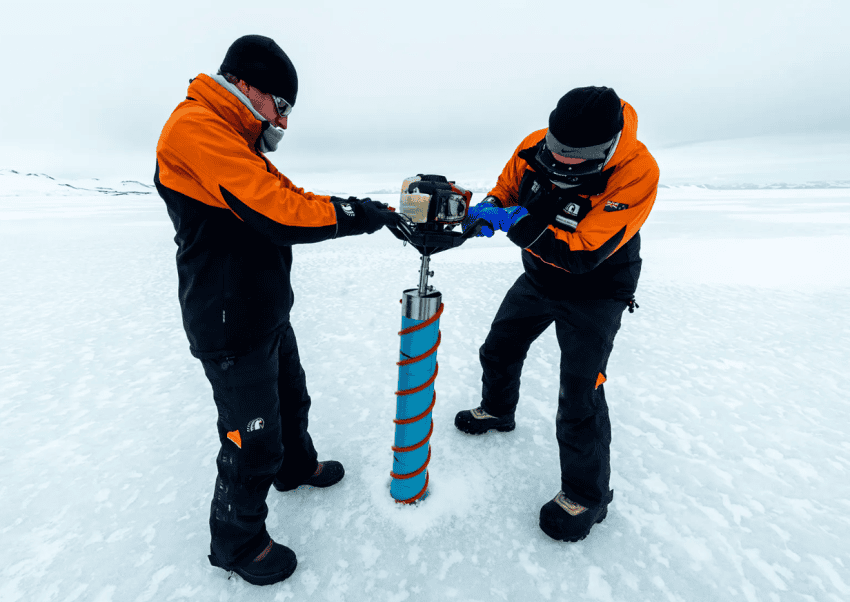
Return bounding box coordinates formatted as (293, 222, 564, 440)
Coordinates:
(1, 154, 849, 601)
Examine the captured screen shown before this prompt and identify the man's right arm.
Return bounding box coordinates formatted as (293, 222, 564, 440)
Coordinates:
(486, 129, 548, 208)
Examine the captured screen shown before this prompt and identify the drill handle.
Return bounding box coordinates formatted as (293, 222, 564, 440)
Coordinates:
(461, 217, 489, 239)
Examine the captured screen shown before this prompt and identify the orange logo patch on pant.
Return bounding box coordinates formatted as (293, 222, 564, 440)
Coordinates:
(226, 430, 242, 449)
(595, 373, 607, 389)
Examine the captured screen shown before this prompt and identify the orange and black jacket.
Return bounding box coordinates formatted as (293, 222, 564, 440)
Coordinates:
(155, 74, 361, 358)
(489, 99, 659, 300)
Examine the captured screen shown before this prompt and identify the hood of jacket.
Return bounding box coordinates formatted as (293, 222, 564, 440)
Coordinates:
(601, 100, 642, 171)
(183, 74, 268, 151)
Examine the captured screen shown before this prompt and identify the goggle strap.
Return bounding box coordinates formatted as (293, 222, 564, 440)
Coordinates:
(601, 131, 622, 169)
(544, 131, 617, 161)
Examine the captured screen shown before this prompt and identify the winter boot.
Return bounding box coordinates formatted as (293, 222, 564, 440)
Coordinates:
(539, 490, 613, 542)
(273, 461, 345, 492)
(209, 538, 297, 586)
(454, 406, 516, 435)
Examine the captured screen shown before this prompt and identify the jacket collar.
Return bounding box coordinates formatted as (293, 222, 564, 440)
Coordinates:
(186, 73, 264, 148)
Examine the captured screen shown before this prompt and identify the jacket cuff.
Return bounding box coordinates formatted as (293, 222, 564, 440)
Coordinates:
(506, 213, 549, 248)
(331, 199, 360, 238)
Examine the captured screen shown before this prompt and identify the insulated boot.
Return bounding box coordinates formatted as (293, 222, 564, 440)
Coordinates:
(209, 539, 297, 586)
(273, 461, 345, 492)
(454, 406, 516, 435)
(539, 490, 613, 542)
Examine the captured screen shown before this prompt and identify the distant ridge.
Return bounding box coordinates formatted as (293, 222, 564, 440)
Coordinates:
(4, 167, 849, 198)
(0, 169, 154, 196)
(659, 181, 850, 190)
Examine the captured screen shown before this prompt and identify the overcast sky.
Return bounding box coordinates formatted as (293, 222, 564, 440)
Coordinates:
(1, 0, 848, 181)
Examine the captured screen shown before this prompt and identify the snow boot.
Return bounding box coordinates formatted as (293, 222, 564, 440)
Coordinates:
(273, 461, 345, 492)
(209, 538, 297, 586)
(539, 490, 613, 542)
(454, 406, 516, 435)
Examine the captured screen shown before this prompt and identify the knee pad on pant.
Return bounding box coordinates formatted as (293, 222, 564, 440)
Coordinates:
(558, 375, 601, 416)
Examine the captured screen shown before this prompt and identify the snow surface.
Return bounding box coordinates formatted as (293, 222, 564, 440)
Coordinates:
(1, 145, 849, 601)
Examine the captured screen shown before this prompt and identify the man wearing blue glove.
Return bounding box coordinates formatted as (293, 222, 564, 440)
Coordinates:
(458, 87, 658, 543)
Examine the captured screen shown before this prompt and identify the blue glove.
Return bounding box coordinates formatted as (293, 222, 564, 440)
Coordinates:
(499, 206, 529, 232)
(464, 198, 528, 237)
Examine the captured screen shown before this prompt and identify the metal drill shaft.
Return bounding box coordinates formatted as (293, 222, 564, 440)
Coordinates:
(417, 254, 432, 296)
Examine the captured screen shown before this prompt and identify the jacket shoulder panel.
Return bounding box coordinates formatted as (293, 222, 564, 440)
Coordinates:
(156, 103, 261, 210)
(487, 128, 548, 207)
(156, 97, 337, 232)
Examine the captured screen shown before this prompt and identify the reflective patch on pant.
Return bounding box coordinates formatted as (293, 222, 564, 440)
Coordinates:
(213, 478, 234, 521)
(226, 429, 242, 449)
(217, 449, 238, 482)
(247, 418, 264, 432)
(555, 491, 587, 516)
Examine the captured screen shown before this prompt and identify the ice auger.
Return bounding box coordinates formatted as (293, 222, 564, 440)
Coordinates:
(387, 175, 485, 503)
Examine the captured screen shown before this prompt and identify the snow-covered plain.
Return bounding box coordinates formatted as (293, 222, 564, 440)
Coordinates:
(1, 140, 849, 602)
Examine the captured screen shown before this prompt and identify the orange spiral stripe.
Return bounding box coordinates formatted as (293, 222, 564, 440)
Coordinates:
(393, 392, 436, 425)
(391, 420, 434, 453)
(397, 331, 441, 367)
(394, 363, 439, 397)
(395, 472, 430, 505)
(390, 446, 432, 480)
(398, 303, 444, 336)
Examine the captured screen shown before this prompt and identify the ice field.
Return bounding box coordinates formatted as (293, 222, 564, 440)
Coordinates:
(1, 138, 849, 601)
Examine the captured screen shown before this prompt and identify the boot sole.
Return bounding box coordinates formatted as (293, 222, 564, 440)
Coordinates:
(455, 413, 516, 435)
(457, 423, 516, 435)
(477, 423, 515, 435)
(539, 506, 608, 543)
(273, 464, 345, 492)
(232, 558, 297, 586)
(272, 483, 306, 492)
(210, 555, 297, 586)
(273, 473, 344, 492)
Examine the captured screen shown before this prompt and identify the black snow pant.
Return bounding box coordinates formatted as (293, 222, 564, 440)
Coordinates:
(199, 322, 318, 567)
(479, 274, 628, 508)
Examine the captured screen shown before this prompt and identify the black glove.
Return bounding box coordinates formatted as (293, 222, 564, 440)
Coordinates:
(331, 196, 403, 237)
(360, 199, 404, 231)
(358, 196, 393, 212)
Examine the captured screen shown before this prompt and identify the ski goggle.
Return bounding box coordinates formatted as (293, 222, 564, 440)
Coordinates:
(536, 130, 621, 179)
(270, 94, 293, 118)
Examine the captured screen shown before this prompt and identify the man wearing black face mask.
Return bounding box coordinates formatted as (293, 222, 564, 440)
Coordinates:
(456, 86, 659, 542)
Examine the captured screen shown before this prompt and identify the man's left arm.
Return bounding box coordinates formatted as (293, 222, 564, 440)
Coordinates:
(263, 159, 329, 202)
(524, 163, 659, 274)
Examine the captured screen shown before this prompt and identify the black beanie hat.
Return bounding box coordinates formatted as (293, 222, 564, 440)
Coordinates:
(548, 86, 623, 148)
(220, 35, 298, 106)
